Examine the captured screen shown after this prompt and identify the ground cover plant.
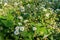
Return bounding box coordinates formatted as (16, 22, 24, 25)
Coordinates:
(0, 0, 60, 40)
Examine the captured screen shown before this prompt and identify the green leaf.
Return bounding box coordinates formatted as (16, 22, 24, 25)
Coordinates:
(7, 14, 14, 20)
(40, 27, 48, 35)
(0, 33, 4, 40)
(1, 20, 14, 27)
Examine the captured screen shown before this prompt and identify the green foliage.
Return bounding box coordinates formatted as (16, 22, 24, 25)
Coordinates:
(0, 0, 60, 40)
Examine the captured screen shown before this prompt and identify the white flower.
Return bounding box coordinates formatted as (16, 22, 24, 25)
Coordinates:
(18, 22, 22, 25)
(35, 7, 38, 10)
(18, 16, 23, 20)
(15, 26, 20, 30)
(4, 3, 8, 6)
(45, 13, 50, 17)
(23, 13, 27, 15)
(49, 2, 52, 4)
(20, 6, 25, 12)
(19, 27, 24, 31)
(24, 20, 29, 23)
(56, 9, 60, 11)
(26, 4, 31, 8)
(14, 31, 19, 35)
(14, 2, 19, 6)
(33, 27, 37, 31)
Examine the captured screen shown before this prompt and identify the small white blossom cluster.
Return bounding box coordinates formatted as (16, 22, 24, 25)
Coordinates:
(14, 26, 24, 35)
(24, 20, 29, 23)
(18, 22, 22, 26)
(18, 16, 23, 20)
(14, 26, 20, 35)
(14, 2, 19, 6)
(4, 2, 8, 6)
(35, 7, 38, 10)
(49, 2, 52, 4)
(45, 13, 50, 17)
(32, 27, 37, 31)
(14, 26, 37, 35)
(14, 30, 19, 35)
(20, 6, 25, 12)
(56, 9, 60, 11)
(26, 4, 31, 8)
(23, 13, 27, 15)
(19, 27, 25, 31)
